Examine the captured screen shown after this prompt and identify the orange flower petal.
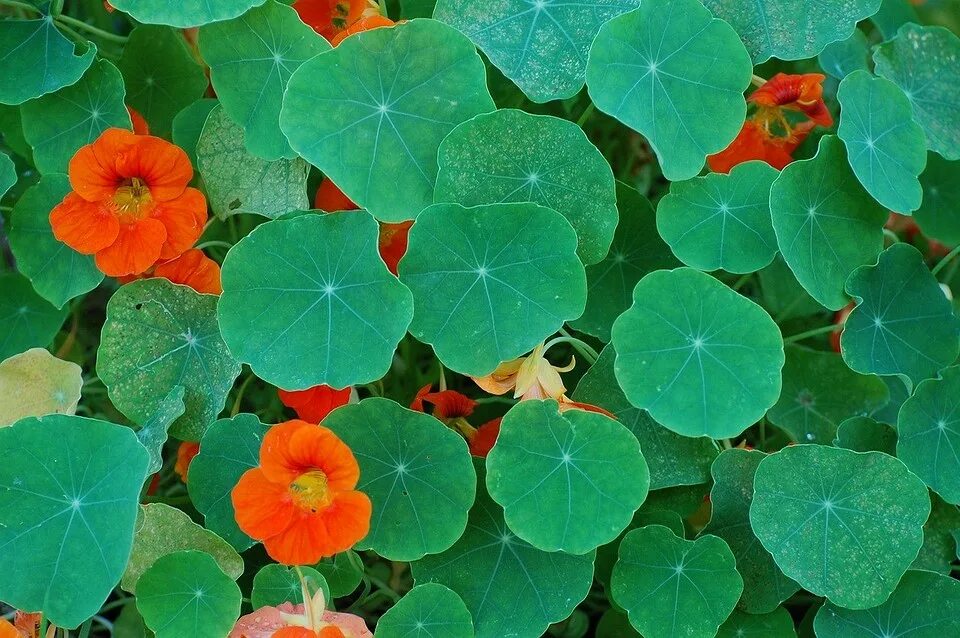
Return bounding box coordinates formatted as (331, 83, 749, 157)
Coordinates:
(94, 218, 167, 277)
(415, 388, 476, 419)
(278, 385, 351, 423)
(314, 177, 359, 212)
(260, 420, 315, 484)
(49, 193, 120, 254)
(0, 619, 18, 638)
(708, 121, 796, 174)
(263, 490, 371, 564)
(232, 467, 297, 540)
(68, 128, 137, 201)
(116, 136, 194, 201)
(127, 105, 150, 135)
(294, 0, 368, 41)
(378, 220, 411, 275)
(153, 187, 208, 261)
(273, 628, 317, 638)
(286, 424, 360, 491)
(175, 441, 201, 482)
(331, 14, 395, 46)
(470, 417, 501, 458)
(153, 249, 222, 295)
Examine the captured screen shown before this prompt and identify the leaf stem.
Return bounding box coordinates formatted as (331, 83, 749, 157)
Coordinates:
(751, 74, 767, 88)
(0, 0, 37, 13)
(576, 102, 595, 128)
(731, 273, 752, 291)
(55, 14, 128, 43)
(546, 329, 599, 364)
(932, 244, 960, 277)
(782, 323, 840, 344)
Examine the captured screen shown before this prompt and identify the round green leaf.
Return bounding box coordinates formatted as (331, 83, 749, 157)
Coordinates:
(718, 608, 796, 638)
(0, 271, 68, 360)
(0, 414, 148, 628)
(914, 494, 960, 574)
(871, 0, 919, 40)
(914, 154, 960, 245)
(251, 564, 328, 609)
(574, 345, 717, 490)
(487, 399, 649, 554)
(219, 213, 414, 389)
(136, 386, 187, 475)
(200, 0, 330, 160)
(818, 30, 870, 80)
(656, 160, 779, 273)
(768, 345, 889, 444)
(9, 174, 103, 308)
(20, 59, 130, 174)
(122, 503, 243, 593)
(376, 583, 474, 638)
(0, 348, 82, 426)
(611, 267, 784, 439)
(570, 182, 680, 342)
(815, 569, 960, 637)
(595, 509, 686, 593)
(136, 550, 241, 638)
(702, 0, 881, 62)
(838, 70, 927, 213)
(109, 0, 268, 27)
(411, 462, 594, 638)
(834, 416, 897, 456)
(612, 525, 743, 638)
(118, 26, 208, 138)
(281, 19, 495, 222)
(434, 108, 617, 265)
(770, 135, 888, 311)
(99, 278, 242, 440)
(586, 0, 752, 181)
(842, 243, 960, 387)
(750, 444, 931, 609)
(314, 550, 364, 598)
(399, 202, 586, 377)
(188, 414, 268, 551)
(874, 24, 960, 160)
(0, 18, 96, 105)
(324, 398, 476, 560)
(874, 376, 911, 426)
(197, 104, 310, 220)
(703, 449, 800, 614)
(173, 98, 219, 167)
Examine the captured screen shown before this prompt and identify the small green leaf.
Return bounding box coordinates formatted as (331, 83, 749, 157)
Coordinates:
(873, 376, 910, 426)
(718, 608, 797, 638)
(914, 153, 960, 246)
(314, 550, 364, 598)
(251, 565, 328, 608)
(0, 18, 96, 105)
(0, 348, 82, 427)
(108, 0, 269, 27)
(0, 151, 15, 197)
(871, 0, 919, 40)
(818, 30, 870, 80)
(913, 494, 960, 574)
(586, 0, 752, 181)
(834, 416, 897, 455)
(172, 99, 219, 167)
(136, 386, 187, 475)
(376, 583, 474, 638)
(0, 271, 68, 360)
(594, 509, 685, 593)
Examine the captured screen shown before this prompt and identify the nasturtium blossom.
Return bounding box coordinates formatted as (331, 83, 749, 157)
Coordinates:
(49, 128, 207, 277)
(470, 417, 502, 458)
(314, 178, 359, 212)
(278, 385, 352, 423)
(231, 420, 371, 565)
(175, 441, 200, 483)
(126, 105, 149, 135)
(293, 0, 370, 42)
(411, 384, 476, 419)
(230, 585, 371, 638)
(330, 14, 396, 46)
(152, 249, 222, 294)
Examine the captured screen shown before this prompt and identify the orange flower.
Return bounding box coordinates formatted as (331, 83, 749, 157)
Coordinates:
(0, 620, 17, 638)
(410, 384, 476, 419)
(49, 128, 207, 277)
(127, 106, 150, 135)
(230, 585, 371, 638)
(231, 420, 371, 565)
(314, 178, 359, 212)
(378, 221, 411, 275)
(470, 417, 501, 458)
(293, 0, 370, 41)
(153, 249, 222, 294)
(278, 385, 351, 423)
(749, 73, 833, 128)
(175, 441, 200, 483)
(330, 14, 396, 46)
(707, 121, 807, 173)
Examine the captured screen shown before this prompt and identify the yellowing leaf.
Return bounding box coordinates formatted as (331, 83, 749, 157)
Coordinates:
(0, 348, 82, 427)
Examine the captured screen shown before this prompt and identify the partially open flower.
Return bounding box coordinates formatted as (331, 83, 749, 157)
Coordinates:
(278, 385, 352, 423)
(473, 343, 573, 401)
(175, 441, 200, 483)
(230, 582, 371, 638)
(330, 13, 396, 46)
(293, 0, 371, 42)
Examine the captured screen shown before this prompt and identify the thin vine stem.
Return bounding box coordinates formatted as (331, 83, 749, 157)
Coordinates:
(783, 322, 840, 344)
(932, 244, 960, 277)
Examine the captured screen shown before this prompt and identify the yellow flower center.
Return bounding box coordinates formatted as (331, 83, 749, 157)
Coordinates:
(112, 177, 154, 222)
(289, 470, 332, 512)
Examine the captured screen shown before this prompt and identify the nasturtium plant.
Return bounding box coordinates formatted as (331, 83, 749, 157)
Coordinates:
(108, 0, 268, 28)
(718, 607, 797, 638)
(376, 583, 474, 638)
(0, 17, 96, 105)
(0, 348, 82, 426)
(0, 271, 68, 360)
(914, 153, 960, 245)
(135, 386, 186, 475)
(834, 416, 897, 456)
(818, 30, 870, 80)
(250, 564, 329, 609)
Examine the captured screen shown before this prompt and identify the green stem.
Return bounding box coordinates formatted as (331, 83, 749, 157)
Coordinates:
(783, 323, 840, 344)
(0, 0, 40, 13)
(555, 328, 599, 364)
(77, 618, 93, 638)
(759, 418, 767, 451)
(932, 244, 960, 277)
(576, 103, 595, 128)
(475, 396, 515, 405)
(731, 273, 752, 291)
(56, 14, 128, 44)
(194, 240, 233, 251)
(882, 228, 900, 247)
(230, 374, 256, 417)
(50, 0, 63, 16)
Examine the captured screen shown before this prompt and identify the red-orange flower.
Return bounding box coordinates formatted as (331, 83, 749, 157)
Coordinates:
(154, 249, 222, 294)
(278, 385, 352, 423)
(294, 0, 369, 41)
(175, 441, 200, 483)
(749, 73, 833, 128)
(378, 221, 411, 275)
(314, 178, 359, 212)
(231, 420, 371, 565)
(49, 128, 207, 277)
(127, 106, 150, 135)
(330, 14, 396, 46)
(410, 384, 476, 419)
(470, 417, 501, 458)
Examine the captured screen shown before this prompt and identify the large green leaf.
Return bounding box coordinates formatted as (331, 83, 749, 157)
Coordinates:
(98, 279, 242, 440)
(251, 564, 328, 608)
(136, 550, 241, 638)
(834, 416, 897, 455)
(200, 0, 330, 160)
(611, 267, 784, 439)
(434, 108, 617, 265)
(574, 346, 717, 490)
(109, 0, 268, 27)
(656, 160, 779, 273)
(376, 583, 474, 638)
(612, 525, 743, 638)
(324, 398, 476, 560)
(20, 59, 130, 174)
(702, 449, 800, 614)
(837, 70, 927, 213)
(874, 24, 960, 160)
(594, 509, 686, 593)
(0, 271, 68, 360)
(219, 213, 414, 389)
(8, 174, 103, 308)
(0, 19, 95, 105)
(434, 0, 638, 103)
(0, 415, 148, 628)
(718, 608, 797, 638)
(914, 154, 960, 245)
(814, 569, 960, 637)
(767, 345, 889, 444)
(770, 135, 888, 311)
(411, 462, 594, 638)
(841, 243, 960, 387)
(0, 348, 81, 427)
(399, 202, 586, 377)
(750, 444, 931, 609)
(197, 104, 310, 220)
(486, 399, 648, 554)
(280, 19, 495, 222)
(818, 30, 870, 80)
(136, 386, 186, 475)
(701, 0, 881, 62)
(586, 0, 752, 181)
(118, 26, 208, 138)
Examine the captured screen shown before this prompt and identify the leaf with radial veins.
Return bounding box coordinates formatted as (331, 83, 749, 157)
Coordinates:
(200, 0, 330, 160)
(98, 279, 242, 441)
(411, 462, 594, 638)
(108, 0, 268, 27)
(399, 202, 586, 376)
(818, 30, 870, 80)
(841, 243, 960, 387)
(219, 213, 414, 389)
(0, 272, 68, 360)
(594, 509, 685, 593)
(750, 445, 930, 609)
(487, 399, 649, 554)
(814, 570, 960, 638)
(0, 415, 148, 628)
(0, 348, 82, 427)
(281, 19, 495, 222)
(914, 154, 960, 246)
(874, 24, 960, 160)
(767, 346, 889, 444)
(20, 59, 131, 174)
(612, 267, 784, 439)
(837, 71, 927, 213)
(834, 416, 897, 455)
(0, 19, 95, 105)
(770, 136, 888, 311)
(701, 0, 881, 62)
(612, 525, 743, 638)
(586, 0, 752, 181)
(703, 450, 800, 614)
(434, 108, 617, 265)
(718, 608, 797, 638)
(657, 161, 779, 274)
(251, 565, 328, 608)
(376, 583, 474, 638)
